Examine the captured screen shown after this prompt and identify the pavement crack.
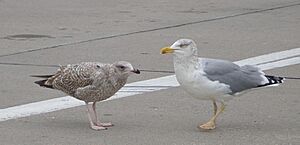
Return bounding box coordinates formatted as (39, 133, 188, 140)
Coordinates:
(0, 62, 59, 67)
(0, 62, 175, 74)
(0, 2, 299, 58)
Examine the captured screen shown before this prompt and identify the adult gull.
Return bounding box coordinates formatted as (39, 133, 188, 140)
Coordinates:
(160, 39, 293, 130)
(32, 61, 140, 130)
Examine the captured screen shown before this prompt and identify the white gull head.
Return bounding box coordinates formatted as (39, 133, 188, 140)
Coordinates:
(161, 39, 198, 57)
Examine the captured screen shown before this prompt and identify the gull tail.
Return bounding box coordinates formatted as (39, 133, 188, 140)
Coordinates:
(258, 75, 300, 87)
(258, 75, 284, 87)
(31, 74, 54, 89)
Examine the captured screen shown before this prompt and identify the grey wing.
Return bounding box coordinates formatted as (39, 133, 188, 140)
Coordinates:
(52, 62, 102, 96)
(201, 58, 267, 94)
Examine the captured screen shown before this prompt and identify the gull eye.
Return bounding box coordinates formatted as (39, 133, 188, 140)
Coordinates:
(179, 43, 187, 48)
(117, 65, 125, 70)
(178, 41, 192, 48)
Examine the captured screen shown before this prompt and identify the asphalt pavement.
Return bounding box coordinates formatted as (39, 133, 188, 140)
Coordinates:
(0, 0, 299, 144)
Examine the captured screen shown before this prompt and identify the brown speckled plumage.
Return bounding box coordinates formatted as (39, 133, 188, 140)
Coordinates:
(33, 61, 140, 130)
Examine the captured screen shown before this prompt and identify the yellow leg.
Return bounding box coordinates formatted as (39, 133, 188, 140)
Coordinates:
(198, 101, 225, 130)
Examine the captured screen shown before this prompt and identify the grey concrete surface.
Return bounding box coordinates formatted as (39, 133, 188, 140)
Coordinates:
(0, 0, 299, 144)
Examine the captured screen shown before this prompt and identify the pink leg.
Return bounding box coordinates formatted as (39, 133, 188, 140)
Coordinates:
(92, 102, 113, 127)
(85, 102, 107, 130)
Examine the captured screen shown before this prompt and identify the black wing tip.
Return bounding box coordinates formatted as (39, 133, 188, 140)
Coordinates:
(30, 74, 54, 78)
(258, 75, 284, 87)
(34, 79, 53, 89)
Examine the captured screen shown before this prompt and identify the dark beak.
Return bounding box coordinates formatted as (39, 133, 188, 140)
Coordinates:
(132, 69, 140, 74)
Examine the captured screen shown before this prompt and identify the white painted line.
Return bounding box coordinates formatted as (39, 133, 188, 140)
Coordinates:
(0, 97, 84, 121)
(235, 47, 300, 66)
(0, 48, 300, 121)
(0, 75, 180, 121)
(257, 57, 300, 70)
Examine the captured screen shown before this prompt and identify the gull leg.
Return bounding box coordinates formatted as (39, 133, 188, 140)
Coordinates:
(198, 101, 225, 130)
(213, 100, 217, 115)
(85, 102, 107, 130)
(92, 102, 113, 127)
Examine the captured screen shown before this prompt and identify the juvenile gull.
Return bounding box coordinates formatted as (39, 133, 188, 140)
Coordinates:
(32, 61, 140, 130)
(160, 39, 291, 130)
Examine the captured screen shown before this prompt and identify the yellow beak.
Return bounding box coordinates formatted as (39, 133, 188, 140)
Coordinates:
(160, 47, 174, 54)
